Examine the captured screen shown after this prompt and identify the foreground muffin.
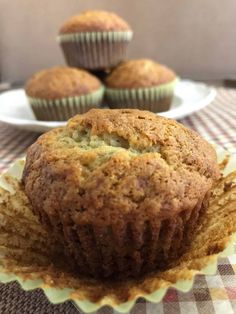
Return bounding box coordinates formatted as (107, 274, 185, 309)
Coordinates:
(25, 66, 104, 121)
(105, 59, 177, 112)
(22, 109, 220, 279)
(58, 10, 133, 70)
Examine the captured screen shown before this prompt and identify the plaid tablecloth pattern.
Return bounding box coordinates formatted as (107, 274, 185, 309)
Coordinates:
(0, 86, 236, 314)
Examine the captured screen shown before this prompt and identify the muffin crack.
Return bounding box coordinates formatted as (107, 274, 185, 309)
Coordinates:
(71, 127, 162, 153)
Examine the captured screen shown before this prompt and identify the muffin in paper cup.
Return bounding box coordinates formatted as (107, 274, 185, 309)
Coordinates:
(0, 145, 236, 313)
(22, 109, 220, 280)
(105, 59, 177, 112)
(58, 10, 133, 70)
(25, 66, 104, 121)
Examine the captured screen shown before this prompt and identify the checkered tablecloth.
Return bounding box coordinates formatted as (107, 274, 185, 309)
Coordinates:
(0, 86, 236, 314)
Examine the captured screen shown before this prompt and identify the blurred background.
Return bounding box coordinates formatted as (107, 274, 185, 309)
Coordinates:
(0, 0, 236, 83)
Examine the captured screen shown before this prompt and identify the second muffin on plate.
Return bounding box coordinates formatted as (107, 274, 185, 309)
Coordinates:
(25, 66, 104, 121)
(105, 59, 177, 112)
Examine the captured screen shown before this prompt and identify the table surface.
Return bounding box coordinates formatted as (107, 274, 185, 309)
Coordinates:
(0, 86, 236, 314)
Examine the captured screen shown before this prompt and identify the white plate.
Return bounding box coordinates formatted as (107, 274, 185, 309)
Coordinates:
(0, 80, 216, 133)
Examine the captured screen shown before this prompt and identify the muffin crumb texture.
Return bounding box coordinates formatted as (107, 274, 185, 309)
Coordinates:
(22, 109, 219, 279)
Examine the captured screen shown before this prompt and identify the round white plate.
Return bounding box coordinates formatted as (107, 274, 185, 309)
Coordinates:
(0, 80, 216, 133)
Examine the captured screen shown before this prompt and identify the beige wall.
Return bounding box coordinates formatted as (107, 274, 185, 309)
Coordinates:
(1, 0, 236, 82)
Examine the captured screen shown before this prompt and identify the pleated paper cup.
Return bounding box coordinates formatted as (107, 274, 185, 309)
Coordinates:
(57, 31, 133, 70)
(27, 87, 104, 121)
(0, 145, 236, 313)
(105, 78, 178, 112)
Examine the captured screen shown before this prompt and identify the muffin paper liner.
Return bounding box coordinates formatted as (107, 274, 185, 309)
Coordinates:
(61, 195, 206, 280)
(57, 31, 133, 70)
(27, 87, 104, 121)
(105, 78, 178, 112)
(0, 145, 236, 313)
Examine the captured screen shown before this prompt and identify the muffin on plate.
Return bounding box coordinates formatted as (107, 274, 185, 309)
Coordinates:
(22, 109, 219, 279)
(105, 59, 177, 112)
(58, 10, 133, 70)
(25, 66, 104, 121)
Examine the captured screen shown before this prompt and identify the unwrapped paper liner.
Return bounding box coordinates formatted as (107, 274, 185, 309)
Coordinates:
(0, 145, 236, 313)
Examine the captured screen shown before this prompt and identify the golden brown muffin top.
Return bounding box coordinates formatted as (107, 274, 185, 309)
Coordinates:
(105, 59, 176, 89)
(59, 10, 131, 34)
(25, 66, 102, 100)
(23, 109, 220, 226)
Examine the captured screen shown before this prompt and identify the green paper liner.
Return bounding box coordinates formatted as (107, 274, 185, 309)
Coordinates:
(0, 145, 236, 313)
(105, 78, 178, 112)
(57, 31, 133, 70)
(27, 87, 104, 121)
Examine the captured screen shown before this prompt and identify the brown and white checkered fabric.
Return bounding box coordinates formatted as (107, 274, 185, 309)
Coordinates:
(0, 86, 236, 313)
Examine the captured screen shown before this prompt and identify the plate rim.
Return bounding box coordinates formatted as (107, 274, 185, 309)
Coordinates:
(160, 83, 216, 119)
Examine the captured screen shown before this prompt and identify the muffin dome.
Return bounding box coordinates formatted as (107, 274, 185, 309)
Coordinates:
(59, 10, 131, 34)
(105, 59, 176, 89)
(22, 109, 219, 279)
(25, 66, 102, 100)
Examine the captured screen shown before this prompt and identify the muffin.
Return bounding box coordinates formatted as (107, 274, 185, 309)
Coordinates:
(58, 10, 133, 70)
(22, 109, 220, 279)
(25, 66, 104, 121)
(105, 59, 177, 112)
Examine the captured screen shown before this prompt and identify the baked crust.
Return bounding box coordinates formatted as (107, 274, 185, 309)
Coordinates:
(59, 10, 131, 34)
(105, 59, 176, 89)
(22, 109, 220, 278)
(25, 66, 102, 100)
